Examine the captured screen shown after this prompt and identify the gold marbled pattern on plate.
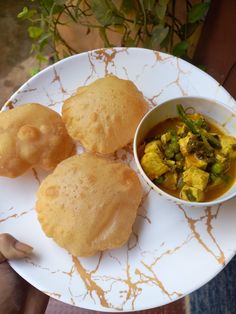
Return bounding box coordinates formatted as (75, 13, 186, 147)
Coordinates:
(0, 48, 236, 312)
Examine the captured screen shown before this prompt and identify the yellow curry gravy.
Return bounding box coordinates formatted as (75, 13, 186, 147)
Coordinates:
(139, 117, 236, 202)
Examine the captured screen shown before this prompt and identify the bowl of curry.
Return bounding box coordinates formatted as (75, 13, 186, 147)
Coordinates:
(134, 96, 236, 206)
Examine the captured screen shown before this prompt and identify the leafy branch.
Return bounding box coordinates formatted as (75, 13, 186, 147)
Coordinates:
(18, 0, 211, 71)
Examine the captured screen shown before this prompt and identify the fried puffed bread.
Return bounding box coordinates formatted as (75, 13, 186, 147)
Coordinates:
(62, 76, 148, 154)
(36, 153, 143, 256)
(0, 103, 75, 177)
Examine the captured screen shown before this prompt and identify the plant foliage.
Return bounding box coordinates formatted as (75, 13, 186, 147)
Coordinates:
(18, 0, 210, 66)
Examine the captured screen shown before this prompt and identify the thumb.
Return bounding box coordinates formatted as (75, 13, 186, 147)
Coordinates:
(0, 234, 33, 263)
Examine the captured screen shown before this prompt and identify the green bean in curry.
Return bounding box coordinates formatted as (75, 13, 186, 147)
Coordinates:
(140, 104, 236, 202)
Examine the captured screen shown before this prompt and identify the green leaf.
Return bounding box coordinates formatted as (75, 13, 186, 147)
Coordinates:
(54, 0, 65, 4)
(40, 0, 64, 15)
(144, 0, 155, 11)
(40, 0, 55, 11)
(17, 7, 37, 20)
(30, 43, 39, 53)
(36, 54, 48, 63)
(17, 6, 28, 19)
(160, 31, 170, 48)
(159, 0, 170, 5)
(38, 33, 51, 50)
(155, 0, 169, 21)
(30, 67, 40, 76)
(28, 26, 44, 39)
(40, 0, 64, 9)
(91, 0, 124, 26)
(150, 25, 169, 48)
(52, 5, 65, 14)
(120, 0, 135, 13)
(143, 36, 152, 49)
(180, 23, 199, 39)
(99, 28, 113, 47)
(173, 41, 188, 57)
(38, 32, 51, 44)
(188, 2, 210, 23)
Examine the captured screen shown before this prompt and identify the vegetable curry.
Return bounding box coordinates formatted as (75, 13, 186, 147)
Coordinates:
(140, 105, 236, 202)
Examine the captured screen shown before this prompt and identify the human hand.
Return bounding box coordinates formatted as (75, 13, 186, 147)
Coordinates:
(0, 233, 49, 314)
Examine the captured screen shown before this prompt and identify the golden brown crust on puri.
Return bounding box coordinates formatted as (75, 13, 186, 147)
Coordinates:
(62, 76, 148, 154)
(36, 153, 143, 256)
(0, 103, 75, 177)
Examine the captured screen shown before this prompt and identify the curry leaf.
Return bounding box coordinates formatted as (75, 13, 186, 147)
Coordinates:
(28, 26, 44, 39)
(91, 0, 124, 26)
(188, 2, 210, 23)
(173, 41, 188, 57)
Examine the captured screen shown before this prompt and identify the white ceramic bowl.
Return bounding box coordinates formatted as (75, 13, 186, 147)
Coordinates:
(134, 96, 236, 207)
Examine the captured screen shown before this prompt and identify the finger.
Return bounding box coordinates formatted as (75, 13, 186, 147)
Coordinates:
(22, 285, 49, 314)
(0, 234, 33, 263)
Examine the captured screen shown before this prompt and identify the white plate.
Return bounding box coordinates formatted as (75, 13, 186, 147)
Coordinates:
(1, 48, 236, 312)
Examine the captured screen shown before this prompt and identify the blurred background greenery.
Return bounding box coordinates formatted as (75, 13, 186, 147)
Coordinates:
(0, 0, 210, 105)
(18, 0, 210, 71)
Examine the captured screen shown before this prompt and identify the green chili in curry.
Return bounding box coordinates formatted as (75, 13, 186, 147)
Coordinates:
(140, 105, 236, 202)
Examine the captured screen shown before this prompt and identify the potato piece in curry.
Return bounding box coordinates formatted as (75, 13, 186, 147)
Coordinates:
(140, 104, 236, 202)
